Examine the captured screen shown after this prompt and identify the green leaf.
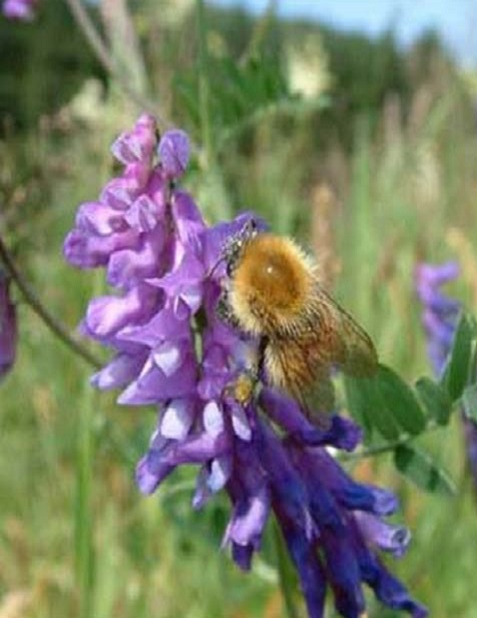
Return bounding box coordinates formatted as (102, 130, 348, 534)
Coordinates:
(468, 314, 477, 337)
(343, 375, 373, 436)
(415, 377, 452, 426)
(442, 313, 474, 401)
(462, 384, 477, 423)
(469, 340, 477, 386)
(394, 445, 456, 496)
(375, 365, 427, 435)
(343, 375, 400, 441)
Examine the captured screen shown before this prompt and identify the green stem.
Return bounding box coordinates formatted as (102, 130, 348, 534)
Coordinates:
(340, 421, 442, 461)
(75, 375, 96, 618)
(196, 0, 214, 168)
(0, 235, 102, 369)
(273, 521, 300, 618)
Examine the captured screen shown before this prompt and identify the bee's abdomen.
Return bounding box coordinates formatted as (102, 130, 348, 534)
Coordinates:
(264, 337, 315, 391)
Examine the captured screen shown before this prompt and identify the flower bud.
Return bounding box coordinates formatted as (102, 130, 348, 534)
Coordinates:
(158, 130, 190, 179)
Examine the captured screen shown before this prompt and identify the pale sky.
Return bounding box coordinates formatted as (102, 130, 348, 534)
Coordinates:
(212, 0, 477, 67)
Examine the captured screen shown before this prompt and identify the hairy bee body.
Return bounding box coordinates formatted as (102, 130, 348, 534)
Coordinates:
(230, 235, 314, 336)
(220, 228, 377, 409)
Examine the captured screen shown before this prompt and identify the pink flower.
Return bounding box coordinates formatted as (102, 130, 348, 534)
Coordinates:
(2, 0, 38, 21)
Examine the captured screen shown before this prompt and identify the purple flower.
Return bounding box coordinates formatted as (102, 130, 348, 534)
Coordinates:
(157, 129, 190, 179)
(65, 116, 426, 618)
(2, 0, 38, 20)
(415, 262, 461, 377)
(0, 272, 17, 377)
(415, 261, 477, 498)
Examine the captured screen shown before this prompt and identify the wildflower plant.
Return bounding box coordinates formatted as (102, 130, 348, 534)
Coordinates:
(61, 116, 433, 618)
(415, 261, 477, 496)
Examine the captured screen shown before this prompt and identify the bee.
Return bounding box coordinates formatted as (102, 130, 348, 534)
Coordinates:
(217, 220, 378, 413)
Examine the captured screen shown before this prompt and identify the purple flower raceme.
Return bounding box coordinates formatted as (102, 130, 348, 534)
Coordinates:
(2, 0, 38, 20)
(0, 272, 17, 377)
(64, 115, 426, 618)
(415, 261, 477, 495)
(415, 262, 461, 377)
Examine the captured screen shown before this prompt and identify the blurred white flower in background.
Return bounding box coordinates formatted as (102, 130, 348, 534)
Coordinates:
(286, 34, 332, 99)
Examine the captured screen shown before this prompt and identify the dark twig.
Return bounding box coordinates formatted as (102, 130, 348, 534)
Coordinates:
(0, 235, 102, 369)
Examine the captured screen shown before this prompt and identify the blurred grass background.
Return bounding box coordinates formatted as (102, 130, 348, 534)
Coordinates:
(1, 1, 477, 616)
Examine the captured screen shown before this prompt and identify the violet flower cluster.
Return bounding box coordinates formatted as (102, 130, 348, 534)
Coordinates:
(64, 115, 426, 618)
(415, 262, 461, 378)
(2, 0, 37, 20)
(415, 261, 477, 494)
(0, 272, 17, 378)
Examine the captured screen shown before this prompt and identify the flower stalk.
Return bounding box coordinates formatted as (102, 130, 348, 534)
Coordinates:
(274, 522, 300, 618)
(75, 375, 96, 618)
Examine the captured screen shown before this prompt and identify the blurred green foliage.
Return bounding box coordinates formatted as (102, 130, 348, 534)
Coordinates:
(1, 1, 477, 617)
(0, 0, 105, 131)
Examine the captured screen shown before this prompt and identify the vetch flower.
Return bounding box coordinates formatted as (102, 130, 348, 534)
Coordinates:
(415, 261, 477, 497)
(415, 262, 461, 377)
(65, 116, 426, 618)
(0, 272, 17, 378)
(2, 0, 38, 20)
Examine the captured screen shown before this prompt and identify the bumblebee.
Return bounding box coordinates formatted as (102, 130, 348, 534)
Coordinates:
(217, 220, 378, 411)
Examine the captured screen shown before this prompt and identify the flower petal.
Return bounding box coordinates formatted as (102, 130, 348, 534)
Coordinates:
(203, 400, 224, 437)
(111, 114, 157, 165)
(160, 398, 195, 440)
(208, 455, 232, 492)
(354, 511, 410, 558)
(158, 129, 190, 178)
(90, 352, 147, 390)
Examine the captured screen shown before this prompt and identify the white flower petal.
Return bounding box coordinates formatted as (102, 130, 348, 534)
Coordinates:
(207, 456, 232, 492)
(153, 341, 182, 376)
(161, 399, 193, 439)
(192, 466, 212, 510)
(231, 405, 252, 441)
(181, 287, 202, 313)
(203, 400, 224, 437)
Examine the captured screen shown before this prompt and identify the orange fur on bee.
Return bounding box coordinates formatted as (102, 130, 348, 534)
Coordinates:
(230, 234, 315, 336)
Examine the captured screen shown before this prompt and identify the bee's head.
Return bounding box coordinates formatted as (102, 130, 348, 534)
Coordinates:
(222, 218, 258, 278)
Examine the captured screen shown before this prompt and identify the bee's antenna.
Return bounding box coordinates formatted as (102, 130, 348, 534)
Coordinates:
(205, 256, 225, 281)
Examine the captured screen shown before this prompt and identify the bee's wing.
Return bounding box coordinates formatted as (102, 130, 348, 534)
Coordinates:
(309, 283, 378, 377)
(263, 283, 377, 413)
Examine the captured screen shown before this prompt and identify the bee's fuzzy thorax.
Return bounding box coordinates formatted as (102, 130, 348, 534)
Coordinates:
(229, 234, 316, 336)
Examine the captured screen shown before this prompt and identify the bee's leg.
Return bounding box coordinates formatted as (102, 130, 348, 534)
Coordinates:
(216, 289, 241, 329)
(255, 336, 268, 382)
